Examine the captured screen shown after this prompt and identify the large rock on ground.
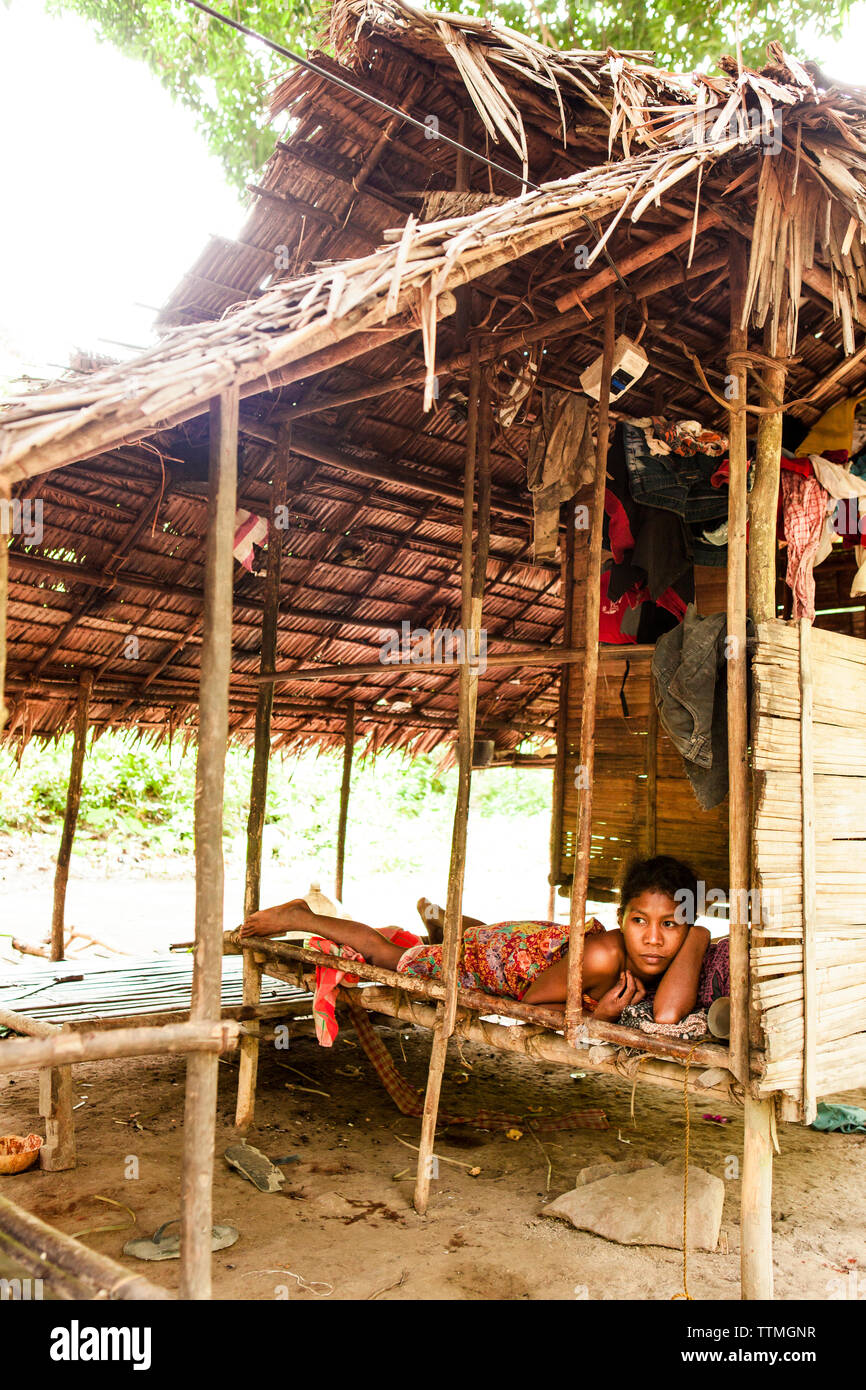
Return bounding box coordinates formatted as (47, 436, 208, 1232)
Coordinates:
(543, 1159, 724, 1251)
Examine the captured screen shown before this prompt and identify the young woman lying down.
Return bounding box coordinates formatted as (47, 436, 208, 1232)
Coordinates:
(238, 854, 729, 1025)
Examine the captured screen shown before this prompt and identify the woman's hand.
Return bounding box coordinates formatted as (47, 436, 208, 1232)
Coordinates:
(592, 970, 646, 1021)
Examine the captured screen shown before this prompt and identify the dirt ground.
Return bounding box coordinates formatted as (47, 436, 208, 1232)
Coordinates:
(3, 1018, 865, 1301)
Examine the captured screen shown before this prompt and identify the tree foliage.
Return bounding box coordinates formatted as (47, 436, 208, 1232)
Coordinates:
(49, 0, 851, 192)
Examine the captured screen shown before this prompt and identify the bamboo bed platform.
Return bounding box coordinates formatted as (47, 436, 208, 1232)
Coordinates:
(229, 934, 744, 1118)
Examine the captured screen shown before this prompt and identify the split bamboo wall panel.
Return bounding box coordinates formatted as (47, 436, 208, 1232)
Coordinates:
(752, 619, 866, 1105)
(559, 654, 730, 899)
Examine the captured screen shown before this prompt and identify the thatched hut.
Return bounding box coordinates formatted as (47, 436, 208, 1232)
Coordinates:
(3, 0, 866, 1300)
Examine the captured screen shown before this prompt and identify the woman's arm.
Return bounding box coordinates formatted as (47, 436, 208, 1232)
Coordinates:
(521, 932, 626, 1007)
(651, 924, 711, 1023)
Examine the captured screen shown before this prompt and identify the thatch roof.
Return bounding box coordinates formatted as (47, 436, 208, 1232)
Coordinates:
(3, 1, 866, 756)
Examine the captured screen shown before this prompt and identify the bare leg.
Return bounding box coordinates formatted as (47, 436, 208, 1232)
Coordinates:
(416, 897, 485, 941)
(239, 901, 403, 969)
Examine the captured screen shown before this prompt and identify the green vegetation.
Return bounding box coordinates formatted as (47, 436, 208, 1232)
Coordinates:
(49, 0, 850, 194)
(0, 733, 550, 867)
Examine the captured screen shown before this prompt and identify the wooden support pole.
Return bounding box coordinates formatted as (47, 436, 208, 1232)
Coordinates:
(335, 700, 355, 902)
(799, 618, 817, 1125)
(748, 319, 787, 1059)
(645, 700, 659, 856)
(741, 1092, 775, 1300)
(51, 671, 93, 961)
(39, 1064, 76, 1172)
(0, 1192, 173, 1301)
(748, 321, 786, 625)
(180, 387, 238, 1302)
(0, 1020, 239, 1072)
(234, 952, 264, 1131)
(244, 437, 290, 919)
(238, 439, 288, 1131)
(548, 500, 576, 917)
(565, 289, 616, 1047)
(726, 236, 751, 1088)
(414, 345, 485, 1216)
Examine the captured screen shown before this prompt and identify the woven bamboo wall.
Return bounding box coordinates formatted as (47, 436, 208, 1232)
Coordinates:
(559, 655, 730, 899)
(557, 563, 730, 901)
(752, 619, 866, 1108)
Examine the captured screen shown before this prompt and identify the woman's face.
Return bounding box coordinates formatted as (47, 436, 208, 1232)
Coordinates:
(619, 889, 690, 978)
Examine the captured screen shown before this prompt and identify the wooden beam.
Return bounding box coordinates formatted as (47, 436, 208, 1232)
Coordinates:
(414, 346, 484, 1216)
(259, 646, 586, 684)
(565, 290, 615, 1047)
(0, 1020, 239, 1071)
(353, 987, 740, 1101)
(180, 387, 239, 1302)
(726, 236, 751, 1089)
(51, 672, 93, 961)
(335, 700, 355, 902)
(0, 1192, 173, 1301)
(289, 427, 531, 520)
(555, 210, 722, 313)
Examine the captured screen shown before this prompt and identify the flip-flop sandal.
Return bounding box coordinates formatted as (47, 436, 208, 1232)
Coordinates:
(123, 1220, 239, 1262)
(224, 1140, 285, 1192)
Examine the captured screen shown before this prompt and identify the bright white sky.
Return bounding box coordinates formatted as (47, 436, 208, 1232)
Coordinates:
(1, 0, 865, 388)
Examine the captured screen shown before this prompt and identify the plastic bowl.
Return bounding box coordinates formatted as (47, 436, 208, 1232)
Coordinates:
(0, 1134, 43, 1175)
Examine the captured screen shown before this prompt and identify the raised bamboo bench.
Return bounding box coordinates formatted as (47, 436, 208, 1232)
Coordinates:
(226, 931, 748, 1130)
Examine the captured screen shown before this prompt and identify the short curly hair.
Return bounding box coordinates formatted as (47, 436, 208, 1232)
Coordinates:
(617, 855, 700, 925)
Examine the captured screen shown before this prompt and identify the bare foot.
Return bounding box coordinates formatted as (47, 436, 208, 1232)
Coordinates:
(238, 900, 307, 938)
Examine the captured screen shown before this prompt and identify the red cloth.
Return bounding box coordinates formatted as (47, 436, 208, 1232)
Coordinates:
(310, 926, 421, 1046)
(604, 487, 635, 563)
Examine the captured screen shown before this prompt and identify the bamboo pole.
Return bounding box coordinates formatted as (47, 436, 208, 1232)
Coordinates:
(180, 387, 238, 1302)
(0, 1007, 59, 1038)
(352, 987, 743, 1103)
(0, 1020, 239, 1072)
(748, 321, 786, 624)
(234, 951, 264, 1130)
(260, 646, 587, 683)
(645, 700, 659, 856)
(799, 618, 818, 1125)
(238, 439, 288, 1131)
(726, 236, 751, 1088)
(0, 1192, 173, 1301)
(335, 700, 355, 902)
(548, 500, 575, 914)
(565, 289, 615, 1047)
(741, 1092, 774, 1300)
(51, 672, 93, 960)
(414, 346, 484, 1216)
(244, 437, 290, 918)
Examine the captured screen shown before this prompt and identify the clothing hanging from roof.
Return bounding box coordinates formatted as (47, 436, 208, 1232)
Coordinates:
(526, 388, 595, 560)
